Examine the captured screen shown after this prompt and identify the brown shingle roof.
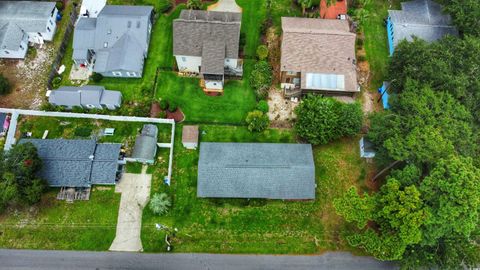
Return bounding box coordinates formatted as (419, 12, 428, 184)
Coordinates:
(280, 17, 358, 92)
(182, 125, 199, 144)
(201, 40, 226, 74)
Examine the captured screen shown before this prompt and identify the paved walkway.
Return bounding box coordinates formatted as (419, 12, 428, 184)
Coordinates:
(207, 0, 242, 13)
(110, 166, 152, 252)
(0, 249, 398, 270)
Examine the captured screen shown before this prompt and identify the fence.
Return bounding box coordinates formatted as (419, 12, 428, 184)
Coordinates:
(46, 7, 78, 90)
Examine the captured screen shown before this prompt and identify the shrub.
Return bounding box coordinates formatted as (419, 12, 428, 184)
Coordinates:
(256, 45, 269, 60)
(158, 0, 173, 13)
(149, 193, 171, 215)
(55, 1, 64, 11)
(357, 55, 367, 62)
(0, 74, 11, 95)
(91, 72, 103, 82)
(186, 0, 202, 10)
(159, 99, 169, 110)
(245, 110, 270, 132)
(74, 126, 92, 137)
(52, 76, 62, 88)
(356, 38, 364, 48)
(249, 61, 272, 99)
(168, 100, 178, 112)
(158, 111, 167, 118)
(256, 100, 269, 113)
(294, 95, 362, 144)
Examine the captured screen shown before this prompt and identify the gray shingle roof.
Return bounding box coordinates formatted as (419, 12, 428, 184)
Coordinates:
(173, 10, 241, 59)
(18, 139, 121, 187)
(388, 0, 458, 46)
(0, 1, 55, 33)
(197, 143, 316, 199)
(131, 124, 158, 163)
(201, 40, 226, 75)
(0, 1, 55, 51)
(73, 5, 153, 73)
(49, 85, 122, 108)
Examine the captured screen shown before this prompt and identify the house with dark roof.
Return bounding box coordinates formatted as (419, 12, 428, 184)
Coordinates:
(130, 124, 158, 164)
(173, 10, 242, 93)
(48, 85, 122, 110)
(72, 5, 153, 78)
(387, 0, 458, 55)
(0, 1, 58, 59)
(19, 139, 123, 187)
(320, 0, 347, 20)
(197, 143, 316, 200)
(280, 17, 358, 98)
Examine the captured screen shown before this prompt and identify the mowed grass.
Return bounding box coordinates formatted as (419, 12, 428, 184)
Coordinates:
(362, 0, 401, 88)
(0, 188, 120, 250)
(141, 125, 370, 253)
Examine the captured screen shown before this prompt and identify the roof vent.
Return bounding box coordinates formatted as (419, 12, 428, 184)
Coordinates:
(89, 155, 94, 160)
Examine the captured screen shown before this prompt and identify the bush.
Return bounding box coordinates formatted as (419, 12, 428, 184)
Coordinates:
(168, 100, 178, 112)
(52, 76, 62, 88)
(159, 99, 169, 110)
(256, 45, 269, 60)
(149, 193, 171, 215)
(91, 72, 103, 82)
(294, 95, 363, 145)
(158, 0, 173, 13)
(55, 1, 64, 11)
(158, 111, 167, 118)
(256, 100, 269, 113)
(356, 38, 364, 48)
(245, 110, 270, 132)
(74, 126, 92, 137)
(0, 74, 11, 95)
(357, 55, 367, 62)
(186, 0, 202, 10)
(249, 61, 272, 99)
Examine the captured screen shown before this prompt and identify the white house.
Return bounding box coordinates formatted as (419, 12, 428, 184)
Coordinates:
(0, 1, 58, 59)
(173, 10, 242, 93)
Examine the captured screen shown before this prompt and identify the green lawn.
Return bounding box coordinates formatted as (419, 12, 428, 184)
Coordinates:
(362, 0, 401, 88)
(0, 188, 120, 250)
(141, 125, 370, 253)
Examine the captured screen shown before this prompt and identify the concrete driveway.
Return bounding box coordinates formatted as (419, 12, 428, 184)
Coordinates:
(109, 165, 151, 252)
(208, 0, 242, 13)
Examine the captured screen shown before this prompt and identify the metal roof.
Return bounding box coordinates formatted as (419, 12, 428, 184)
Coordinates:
(0, 22, 25, 50)
(18, 139, 121, 187)
(388, 0, 458, 47)
(197, 143, 316, 199)
(173, 10, 241, 59)
(131, 124, 158, 162)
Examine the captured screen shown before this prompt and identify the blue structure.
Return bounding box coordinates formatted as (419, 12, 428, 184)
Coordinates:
(378, 81, 390, 110)
(386, 17, 395, 56)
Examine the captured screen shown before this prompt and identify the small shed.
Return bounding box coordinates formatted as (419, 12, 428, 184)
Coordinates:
(130, 124, 158, 164)
(182, 125, 199, 150)
(360, 137, 376, 158)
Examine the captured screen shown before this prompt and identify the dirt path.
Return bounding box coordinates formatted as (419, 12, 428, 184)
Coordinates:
(109, 165, 152, 252)
(0, 46, 54, 109)
(207, 0, 242, 12)
(267, 88, 298, 128)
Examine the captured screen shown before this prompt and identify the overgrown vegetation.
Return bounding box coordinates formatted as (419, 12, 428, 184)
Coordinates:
(149, 193, 171, 215)
(249, 61, 273, 100)
(0, 143, 46, 212)
(245, 110, 270, 132)
(294, 96, 363, 145)
(0, 74, 11, 95)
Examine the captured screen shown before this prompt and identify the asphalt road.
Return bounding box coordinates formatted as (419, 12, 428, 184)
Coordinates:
(0, 249, 397, 270)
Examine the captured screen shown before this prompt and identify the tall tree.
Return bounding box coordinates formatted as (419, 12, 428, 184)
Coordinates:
(437, 0, 480, 37)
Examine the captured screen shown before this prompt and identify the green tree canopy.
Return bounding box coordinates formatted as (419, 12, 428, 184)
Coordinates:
(437, 0, 480, 37)
(294, 96, 362, 145)
(368, 79, 476, 166)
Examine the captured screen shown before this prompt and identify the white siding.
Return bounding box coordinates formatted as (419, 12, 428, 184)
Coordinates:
(27, 8, 58, 44)
(224, 58, 238, 70)
(176, 55, 201, 73)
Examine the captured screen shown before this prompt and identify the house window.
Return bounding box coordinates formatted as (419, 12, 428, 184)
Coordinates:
(19, 45, 24, 50)
(38, 32, 43, 37)
(226, 59, 230, 62)
(4, 51, 9, 54)
(104, 42, 108, 48)
(181, 57, 186, 62)
(47, 27, 51, 32)
(51, 7, 55, 16)
(112, 71, 122, 76)
(126, 72, 137, 77)
(136, 21, 141, 28)
(50, 20, 54, 26)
